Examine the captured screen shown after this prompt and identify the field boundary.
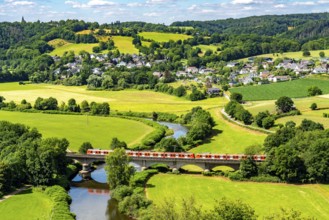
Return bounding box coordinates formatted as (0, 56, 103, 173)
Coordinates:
(221, 109, 274, 134)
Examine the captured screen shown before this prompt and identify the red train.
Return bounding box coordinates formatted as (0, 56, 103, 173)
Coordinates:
(86, 149, 266, 162)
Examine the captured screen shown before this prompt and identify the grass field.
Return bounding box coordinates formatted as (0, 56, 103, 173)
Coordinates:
(138, 32, 192, 42)
(0, 82, 268, 153)
(0, 189, 52, 220)
(147, 174, 329, 219)
(49, 42, 99, 56)
(189, 109, 266, 154)
(48, 35, 138, 56)
(0, 111, 154, 151)
(0, 83, 223, 113)
(193, 44, 220, 56)
(111, 36, 139, 54)
(230, 78, 329, 101)
(245, 49, 329, 60)
(48, 38, 71, 48)
(244, 96, 329, 128)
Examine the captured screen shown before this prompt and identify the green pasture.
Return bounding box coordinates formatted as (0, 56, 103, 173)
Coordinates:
(0, 82, 269, 153)
(244, 96, 329, 128)
(0, 83, 223, 113)
(147, 174, 329, 219)
(230, 78, 329, 101)
(0, 189, 52, 220)
(189, 109, 266, 154)
(48, 38, 70, 48)
(0, 111, 154, 151)
(111, 36, 139, 54)
(246, 49, 329, 60)
(49, 42, 99, 56)
(138, 32, 192, 42)
(193, 44, 220, 56)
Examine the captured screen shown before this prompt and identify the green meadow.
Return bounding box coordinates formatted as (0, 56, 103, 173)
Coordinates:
(111, 36, 139, 54)
(49, 42, 99, 56)
(0, 189, 53, 220)
(189, 109, 266, 154)
(0, 111, 154, 151)
(230, 77, 329, 101)
(147, 174, 329, 219)
(245, 96, 329, 129)
(48, 35, 138, 56)
(0, 82, 267, 153)
(247, 49, 329, 60)
(138, 32, 192, 42)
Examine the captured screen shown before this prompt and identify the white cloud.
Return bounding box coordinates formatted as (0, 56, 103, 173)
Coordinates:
(292, 1, 315, 6)
(187, 4, 197, 10)
(65, 0, 116, 9)
(143, 12, 159, 17)
(232, 0, 258, 5)
(5, 0, 35, 6)
(127, 2, 144, 7)
(274, 4, 285, 8)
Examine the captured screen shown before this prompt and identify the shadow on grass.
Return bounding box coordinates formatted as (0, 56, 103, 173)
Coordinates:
(201, 129, 223, 144)
(145, 184, 155, 188)
(17, 188, 33, 195)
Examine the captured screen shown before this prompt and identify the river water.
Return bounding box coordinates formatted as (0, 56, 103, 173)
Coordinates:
(69, 121, 188, 220)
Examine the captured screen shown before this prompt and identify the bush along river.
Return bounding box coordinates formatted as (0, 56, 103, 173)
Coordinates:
(69, 121, 188, 220)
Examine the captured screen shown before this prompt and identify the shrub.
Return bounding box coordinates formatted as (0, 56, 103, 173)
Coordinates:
(228, 170, 244, 181)
(262, 116, 275, 129)
(310, 103, 317, 110)
(111, 185, 133, 201)
(130, 169, 158, 187)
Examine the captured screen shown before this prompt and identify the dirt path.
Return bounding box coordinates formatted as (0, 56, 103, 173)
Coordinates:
(0, 185, 32, 203)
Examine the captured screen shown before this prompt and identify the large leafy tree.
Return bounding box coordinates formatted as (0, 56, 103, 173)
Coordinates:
(275, 96, 294, 113)
(105, 148, 135, 190)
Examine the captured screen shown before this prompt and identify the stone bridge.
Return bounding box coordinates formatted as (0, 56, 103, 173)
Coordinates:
(66, 153, 241, 175)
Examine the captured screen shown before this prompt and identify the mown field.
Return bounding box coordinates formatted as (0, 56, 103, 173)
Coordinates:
(193, 44, 220, 56)
(49, 42, 99, 56)
(111, 36, 139, 54)
(248, 49, 329, 60)
(138, 32, 192, 42)
(48, 36, 138, 56)
(0, 189, 53, 220)
(189, 109, 266, 154)
(0, 111, 154, 151)
(0, 82, 267, 153)
(147, 174, 329, 219)
(230, 77, 329, 101)
(245, 96, 329, 128)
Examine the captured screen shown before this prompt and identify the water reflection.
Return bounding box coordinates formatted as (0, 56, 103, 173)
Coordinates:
(69, 165, 130, 220)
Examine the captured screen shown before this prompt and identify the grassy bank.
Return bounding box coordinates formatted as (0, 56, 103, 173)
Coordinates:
(0, 189, 52, 220)
(138, 32, 192, 42)
(189, 109, 266, 154)
(0, 111, 154, 151)
(147, 174, 329, 219)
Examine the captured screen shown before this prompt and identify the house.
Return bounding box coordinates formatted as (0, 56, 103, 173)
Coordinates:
(145, 62, 152, 68)
(116, 61, 127, 67)
(271, 75, 291, 82)
(199, 68, 215, 74)
(207, 88, 220, 95)
(152, 71, 163, 78)
(312, 66, 327, 74)
(186, 66, 199, 74)
(92, 68, 102, 76)
(227, 62, 239, 68)
(127, 63, 136, 69)
(240, 77, 254, 85)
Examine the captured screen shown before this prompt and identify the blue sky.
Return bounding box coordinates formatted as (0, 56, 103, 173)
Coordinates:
(1, 0, 329, 24)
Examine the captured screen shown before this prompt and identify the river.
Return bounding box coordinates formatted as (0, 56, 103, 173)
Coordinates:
(69, 121, 188, 220)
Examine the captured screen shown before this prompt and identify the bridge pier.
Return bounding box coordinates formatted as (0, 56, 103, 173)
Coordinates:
(79, 163, 92, 180)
